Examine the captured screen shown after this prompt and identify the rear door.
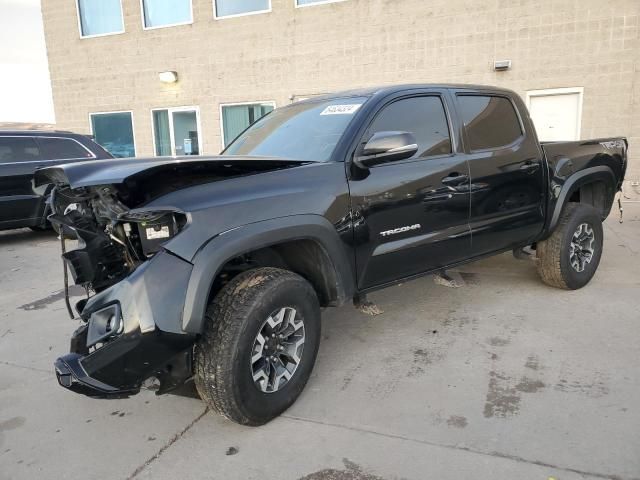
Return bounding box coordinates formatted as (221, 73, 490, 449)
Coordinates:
(0, 136, 44, 224)
(348, 91, 471, 289)
(453, 92, 545, 255)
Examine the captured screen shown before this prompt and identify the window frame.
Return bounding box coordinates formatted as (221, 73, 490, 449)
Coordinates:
(295, 0, 348, 8)
(89, 110, 137, 158)
(358, 93, 456, 167)
(213, 0, 272, 20)
(455, 93, 526, 154)
(75, 0, 126, 40)
(219, 100, 277, 149)
(140, 0, 194, 31)
(150, 105, 203, 156)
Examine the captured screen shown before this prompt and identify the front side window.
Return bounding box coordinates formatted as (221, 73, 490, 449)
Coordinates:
(77, 0, 124, 37)
(223, 97, 367, 161)
(215, 0, 270, 18)
(0, 137, 41, 163)
(367, 96, 452, 159)
(457, 95, 523, 151)
(38, 138, 94, 160)
(142, 0, 192, 28)
(221, 103, 274, 147)
(90, 112, 136, 158)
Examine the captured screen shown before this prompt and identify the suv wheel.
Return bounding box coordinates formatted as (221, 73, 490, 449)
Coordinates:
(536, 202, 604, 289)
(194, 267, 321, 426)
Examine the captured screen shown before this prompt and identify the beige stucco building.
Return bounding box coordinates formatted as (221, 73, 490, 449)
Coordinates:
(41, 0, 639, 193)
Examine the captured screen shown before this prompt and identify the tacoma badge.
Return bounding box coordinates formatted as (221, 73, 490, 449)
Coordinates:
(380, 224, 421, 237)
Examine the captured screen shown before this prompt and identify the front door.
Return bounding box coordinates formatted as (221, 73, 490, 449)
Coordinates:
(348, 93, 471, 289)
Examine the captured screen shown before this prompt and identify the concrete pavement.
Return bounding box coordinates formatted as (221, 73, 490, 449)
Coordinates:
(1, 206, 639, 480)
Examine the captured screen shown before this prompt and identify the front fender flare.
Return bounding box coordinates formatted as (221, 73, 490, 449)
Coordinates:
(180, 215, 355, 334)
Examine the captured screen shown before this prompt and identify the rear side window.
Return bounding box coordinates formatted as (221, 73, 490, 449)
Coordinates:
(457, 95, 523, 151)
(367, 96, 452, 159)
(37, 137, 94, 160)
(0, 137, 41, 162)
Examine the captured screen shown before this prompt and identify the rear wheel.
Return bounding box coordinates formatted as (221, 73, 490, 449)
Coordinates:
(194, 267, 321, 426)
(536, 203, 603, 289)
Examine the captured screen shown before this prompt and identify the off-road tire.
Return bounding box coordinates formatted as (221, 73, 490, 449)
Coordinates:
(536, 202, 603, 290)
(194, 267, 321, 426)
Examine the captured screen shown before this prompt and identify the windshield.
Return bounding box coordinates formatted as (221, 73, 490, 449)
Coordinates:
(223, 97, 368, 161)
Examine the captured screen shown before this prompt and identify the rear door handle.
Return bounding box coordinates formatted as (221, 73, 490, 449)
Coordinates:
(520, 161, 540, 172)
(442, 173, 469, 186)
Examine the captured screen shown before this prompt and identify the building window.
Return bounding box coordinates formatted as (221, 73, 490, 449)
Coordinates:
(220, 102, 275, 147)
(77, 0, 124, 38)
(90, 112, 136, 158)
(142, 0, 192, 29)
(152, 107, 201, 156)
(456, 95, 523, 151)
(295, 0, 347, 7)
(214, 0, 271, 19)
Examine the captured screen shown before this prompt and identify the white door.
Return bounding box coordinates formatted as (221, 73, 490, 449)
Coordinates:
(527, 88, 583, 142)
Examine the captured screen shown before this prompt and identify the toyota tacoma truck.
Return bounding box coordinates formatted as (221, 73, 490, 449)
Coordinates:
(37, 84, 627, 426)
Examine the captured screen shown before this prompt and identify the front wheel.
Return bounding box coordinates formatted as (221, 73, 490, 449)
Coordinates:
(194, 267, 321, 426)
(536, 203, 604, 289)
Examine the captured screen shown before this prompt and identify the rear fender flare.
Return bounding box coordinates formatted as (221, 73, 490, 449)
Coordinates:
(546, 166, 616, 234)
(180, 215, 355, 334)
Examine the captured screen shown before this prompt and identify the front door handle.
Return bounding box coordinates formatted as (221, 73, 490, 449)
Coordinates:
(441, 173, 469, 186)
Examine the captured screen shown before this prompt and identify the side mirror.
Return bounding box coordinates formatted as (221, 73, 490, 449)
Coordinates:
(354, 131, 418, 169)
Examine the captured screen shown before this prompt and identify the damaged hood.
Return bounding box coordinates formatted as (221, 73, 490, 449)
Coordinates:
(35, 155, 311, 189)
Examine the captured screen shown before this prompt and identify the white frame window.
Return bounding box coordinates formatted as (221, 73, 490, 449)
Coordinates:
(219, 101, 276, 148)
(151, 106, 203, 156)
(75, 0, 125, 39)
(525, 87, 584, 141)
(213, 0, 272, 20)
(140, 0, 194, 30)
(295, 0, 347, 8)
(89, 110, 137, 158)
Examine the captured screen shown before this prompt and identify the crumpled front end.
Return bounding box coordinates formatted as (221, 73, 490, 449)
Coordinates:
(46, 182, 197, 398)
(54, 250, 196, 398)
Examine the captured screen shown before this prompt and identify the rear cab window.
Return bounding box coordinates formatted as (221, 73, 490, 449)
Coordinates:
(366, 96, 452, 160)
(0, 137, 42, 163)
(37, 137, 95, 160)
(456, 95, 523, 151)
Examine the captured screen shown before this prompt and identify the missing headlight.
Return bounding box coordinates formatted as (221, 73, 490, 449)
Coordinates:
(119, 210, 187, 257)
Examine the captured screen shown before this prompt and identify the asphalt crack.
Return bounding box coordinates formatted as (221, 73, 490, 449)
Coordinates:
(126, 408, 209, 479)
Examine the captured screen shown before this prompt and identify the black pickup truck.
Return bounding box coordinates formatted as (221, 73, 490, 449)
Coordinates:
(37, 84, 627, 426)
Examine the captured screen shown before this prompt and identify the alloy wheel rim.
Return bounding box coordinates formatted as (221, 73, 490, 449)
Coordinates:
(250, 307, 305, 394)
(569, 223, 595, 273)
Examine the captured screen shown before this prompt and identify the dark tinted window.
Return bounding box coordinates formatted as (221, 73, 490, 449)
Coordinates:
(457, 95, 523, 150)
(0, 137, 41, 162)
(38, 137, 94, 160)
(367, 96, 451, 159)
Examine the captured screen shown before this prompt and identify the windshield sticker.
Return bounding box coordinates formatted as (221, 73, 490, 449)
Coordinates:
(320, 104, 363, 116)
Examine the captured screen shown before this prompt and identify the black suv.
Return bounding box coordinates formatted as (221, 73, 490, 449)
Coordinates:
(0, 130, 112, 231)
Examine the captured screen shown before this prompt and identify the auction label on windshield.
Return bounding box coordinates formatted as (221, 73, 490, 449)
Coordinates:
(320, 104, 363, 115)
